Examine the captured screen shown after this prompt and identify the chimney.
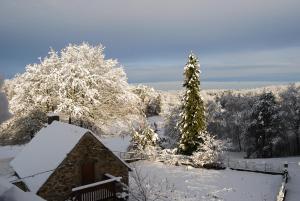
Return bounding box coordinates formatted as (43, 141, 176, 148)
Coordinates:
(47, 113, 59, 124)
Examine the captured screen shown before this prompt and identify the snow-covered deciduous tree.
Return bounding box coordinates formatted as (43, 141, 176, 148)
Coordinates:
(0, 76, 10, 124)
(178, 53, 206, 155)
(132, 85, 162, 117)
(0, 43, 143, 144)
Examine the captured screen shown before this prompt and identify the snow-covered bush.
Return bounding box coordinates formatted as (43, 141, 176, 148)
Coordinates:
(191, 132, 227, 167)
(0, 43, 144, 144)
(132, 85, 161, 117)
(157, 149, 192, 166)
(129, 123, 159, 157)
(157, 132, 226, 168)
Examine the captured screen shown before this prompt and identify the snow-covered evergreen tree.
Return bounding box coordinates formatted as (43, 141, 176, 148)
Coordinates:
(178, 53, 206, 155)
(0, 43, 143, 144)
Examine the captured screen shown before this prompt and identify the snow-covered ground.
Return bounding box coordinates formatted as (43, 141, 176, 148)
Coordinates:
(0, 177, 46, 201)
(224, 152, 300, 201)
(131, 160, 281, 201)
(231, 156, 300, 201)
(0, 145, 24, 179)
(0, 146, 24, 159)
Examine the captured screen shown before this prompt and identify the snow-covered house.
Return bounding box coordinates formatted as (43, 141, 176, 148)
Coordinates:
(10, 120, 131, 201)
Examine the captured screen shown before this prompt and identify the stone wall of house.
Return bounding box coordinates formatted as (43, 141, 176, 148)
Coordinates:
(37, 133, 129, 201)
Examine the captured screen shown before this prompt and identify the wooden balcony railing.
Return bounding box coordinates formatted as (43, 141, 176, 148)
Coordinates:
(71, 178, 118, 201)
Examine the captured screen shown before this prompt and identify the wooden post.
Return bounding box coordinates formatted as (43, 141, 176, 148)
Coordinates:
(283, 162, 288, 182)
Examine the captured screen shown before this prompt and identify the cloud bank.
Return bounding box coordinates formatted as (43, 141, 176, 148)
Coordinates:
(0, 0, 299, 82)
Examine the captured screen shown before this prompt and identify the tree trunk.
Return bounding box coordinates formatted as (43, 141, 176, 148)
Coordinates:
(235, 125, 242, 151)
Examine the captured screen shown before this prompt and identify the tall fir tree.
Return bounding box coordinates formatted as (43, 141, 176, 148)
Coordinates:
(178, 53, 206, 155)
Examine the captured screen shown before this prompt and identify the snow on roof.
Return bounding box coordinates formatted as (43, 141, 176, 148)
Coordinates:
(10, 121, 88, 193)
(0, 177, 45, 201)
(10, 121, 131, 193)
(92, 134, 132, 171)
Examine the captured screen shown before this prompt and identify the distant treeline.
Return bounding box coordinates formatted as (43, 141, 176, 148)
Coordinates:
(206, 84, 300, 158)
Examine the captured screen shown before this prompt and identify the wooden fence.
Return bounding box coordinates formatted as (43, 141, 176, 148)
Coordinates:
(276, 166, 288, 201)
(114, 151, 148, 163)
(226, 158, 283, 175)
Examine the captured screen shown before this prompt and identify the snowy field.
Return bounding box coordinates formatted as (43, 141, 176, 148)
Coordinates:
(130, 161, 281, 201)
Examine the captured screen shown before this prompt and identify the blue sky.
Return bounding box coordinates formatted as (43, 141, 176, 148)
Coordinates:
(0, 0, 300, 84)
